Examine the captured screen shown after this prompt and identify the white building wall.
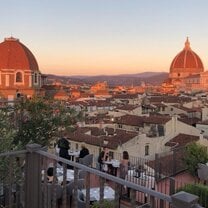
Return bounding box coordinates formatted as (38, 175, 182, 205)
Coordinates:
(83, 114, 203, 159)
(117, 124, 139, 132)
(202, 107, 208, 121)
(183, 100, 203, 108)
(159, 105, 187, 116)
(116, 119, 202, 158)
(130, 106, 142, 116)
(160, 117, 201, 148)
(108, 111, 126, 118)
(196, 124, 208, 136)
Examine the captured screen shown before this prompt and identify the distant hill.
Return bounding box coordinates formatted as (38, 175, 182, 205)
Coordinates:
(46, 72, 168, 86)
(115, 71, 166, 78)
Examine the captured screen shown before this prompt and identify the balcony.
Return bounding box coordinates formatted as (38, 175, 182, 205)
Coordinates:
(0, 144, 202, 208)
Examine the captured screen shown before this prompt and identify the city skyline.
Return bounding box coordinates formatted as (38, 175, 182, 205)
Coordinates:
(1, 0, 208, 76)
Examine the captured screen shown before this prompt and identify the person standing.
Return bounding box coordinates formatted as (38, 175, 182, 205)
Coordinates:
(57, 133, 72, 168)
(120, 151, 129, 179)
(79, 143, 89, 159)
(119, 151, 130, 197)
(98, 146, 109, 171)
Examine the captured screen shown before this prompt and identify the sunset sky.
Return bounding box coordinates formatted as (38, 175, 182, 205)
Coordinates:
(1, 0, 208, 76)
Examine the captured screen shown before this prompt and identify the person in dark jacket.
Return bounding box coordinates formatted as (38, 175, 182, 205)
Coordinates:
(57, 133, 72, 169)
(79, 144, 89, 159)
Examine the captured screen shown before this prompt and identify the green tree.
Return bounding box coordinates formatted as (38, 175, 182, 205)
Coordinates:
(177, 183, 208, 207)
(0, 105, 16, 180)
(0, 105, 15, 152)
(13, 97, 81, 148)
(91, 200, 115, 208)
(184, 142, 208, 176)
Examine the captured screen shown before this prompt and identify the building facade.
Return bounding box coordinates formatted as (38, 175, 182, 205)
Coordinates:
(163, 37, 208, 92)
(0, 37, 45, 100)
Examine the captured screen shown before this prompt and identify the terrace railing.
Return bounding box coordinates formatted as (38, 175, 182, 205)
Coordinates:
(0, 144, 202, 208)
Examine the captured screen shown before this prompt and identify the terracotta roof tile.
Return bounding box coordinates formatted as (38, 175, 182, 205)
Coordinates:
(149, 96, 191, 104)
(113, 94, 138, 99)
(165, 133, 199, 148)
(67, 128, 138, 150)
(117, 115, 171, 126)
(116, 105, 140, 111)
(178, 117, 200, 125)
(0, 37, 39, 71)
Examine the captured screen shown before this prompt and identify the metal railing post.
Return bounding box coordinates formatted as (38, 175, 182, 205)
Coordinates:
(25, 144, 42, 208)
(73, 167, 79, 208)
(130, 189, 136, 207)
(169, 177, 175, 195)
(114, 182, 120, 208)
(85, 172, 90, 208)
(155, 153, 160, 182)
(150, 195, 156, 208)
(99, 176, 105, 208)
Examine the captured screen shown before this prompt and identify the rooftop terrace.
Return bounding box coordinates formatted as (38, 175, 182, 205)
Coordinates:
(0, 143, 203, 208)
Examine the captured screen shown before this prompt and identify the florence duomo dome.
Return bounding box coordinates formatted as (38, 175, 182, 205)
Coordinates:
(169, 37, 204, 82)
(162, 37, 208, 93)
(0, 37, 45, 99)
(161, 38, 208, 94)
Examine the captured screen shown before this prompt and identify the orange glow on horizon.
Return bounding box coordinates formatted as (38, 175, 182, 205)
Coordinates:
(38, 54, 171, 76)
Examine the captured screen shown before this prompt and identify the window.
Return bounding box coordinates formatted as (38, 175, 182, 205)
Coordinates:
(118, 124, 122, 129)
(178, 73, 180, 77)
(136, 127, 140, 131)
(16, 72, 22, 82)
(109, 151, 114, 159)
(34, 73, 38, 84)
(158, 125, 165, 136)
(145, 144, 149, 156)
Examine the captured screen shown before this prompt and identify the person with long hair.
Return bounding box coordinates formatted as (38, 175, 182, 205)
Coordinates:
(120, 151, 129, 179)
(119, 151, 130, 197)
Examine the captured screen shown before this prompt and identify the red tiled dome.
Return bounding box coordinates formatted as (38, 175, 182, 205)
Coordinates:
(170, 38, 204, 73)
(0, 37, 39, 71)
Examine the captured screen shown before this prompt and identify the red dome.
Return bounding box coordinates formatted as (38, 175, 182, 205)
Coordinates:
(0, 37, 39, 71)
(170, 38, 204, 73)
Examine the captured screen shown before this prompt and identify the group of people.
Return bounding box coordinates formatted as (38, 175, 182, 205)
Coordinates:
(53, 135, 132, 201)
(98, 146, 130, 179)
(57, 133, 130, 180)
(56, 133, 90, 169)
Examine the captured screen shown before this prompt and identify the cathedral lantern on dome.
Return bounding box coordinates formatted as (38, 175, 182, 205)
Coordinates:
(0, 37, 46, 100)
